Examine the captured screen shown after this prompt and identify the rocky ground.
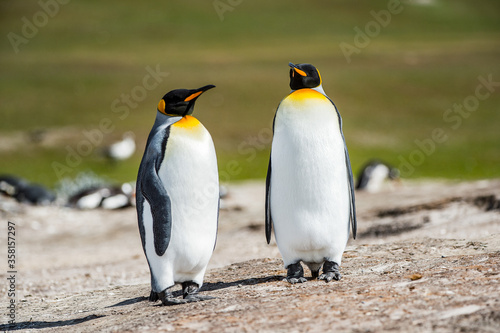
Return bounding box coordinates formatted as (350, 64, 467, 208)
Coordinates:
(0, 179, 499, 332)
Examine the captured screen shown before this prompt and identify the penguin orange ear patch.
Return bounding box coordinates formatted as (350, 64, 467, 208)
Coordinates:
(184, 91, 203, 102)
(157, 99, 165, 113)
(293, 67, 308, 77)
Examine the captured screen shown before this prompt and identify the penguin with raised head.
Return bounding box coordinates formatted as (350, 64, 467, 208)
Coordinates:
(265, 63, 357, 283)
(136, 85, 219, 305)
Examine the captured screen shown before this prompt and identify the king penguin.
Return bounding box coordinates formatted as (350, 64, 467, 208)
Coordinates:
(265, 63, 357, 283)
(136, 85, 219, 305)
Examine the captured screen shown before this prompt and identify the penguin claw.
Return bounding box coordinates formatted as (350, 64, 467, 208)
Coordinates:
(319, 261, 342, 282)
(185, 294, 216, 302)
(158, 294, 215, 306)
(161, 297, 189, 306)
(318, 271, 342, 282)
(284, 277, 307, 284)
(285, 262, 306, 284)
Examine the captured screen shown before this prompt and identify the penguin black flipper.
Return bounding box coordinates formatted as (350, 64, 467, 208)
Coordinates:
(343, 142, 357, 239)
(265, 157, 273, 244)
(327, 97, 357, 239)
(265, 111, 278, 244)
(140, 158, 172, 256)
(137, 126, 174, 257)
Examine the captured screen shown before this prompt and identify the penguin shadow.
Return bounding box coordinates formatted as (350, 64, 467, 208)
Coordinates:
(110, 293, 186, 308)
(108, 275, 285, 308)
(108, 296, 149, 307)
(0, 314, 105, 331)
(202, 275, 284, 293)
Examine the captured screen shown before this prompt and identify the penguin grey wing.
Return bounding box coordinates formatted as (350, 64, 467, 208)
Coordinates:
(265, 111, 278, 244)
(137, 128, 173, 256)
(327, 97, 357, 239)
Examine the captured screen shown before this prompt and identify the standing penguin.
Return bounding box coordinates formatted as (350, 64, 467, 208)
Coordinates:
(265, 63, 357, 283)
(136, 85, 219, 305)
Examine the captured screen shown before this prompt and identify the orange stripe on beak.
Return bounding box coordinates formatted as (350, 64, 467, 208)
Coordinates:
(293, 67, 307, 77)
(184, 91, 203, 102)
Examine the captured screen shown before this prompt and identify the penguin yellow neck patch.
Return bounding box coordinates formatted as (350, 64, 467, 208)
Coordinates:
(173, 115, 201, 129)
(289, 88, 325, 101)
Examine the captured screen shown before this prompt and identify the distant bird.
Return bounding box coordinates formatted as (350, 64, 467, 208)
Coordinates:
(101, 182, 135, 209)
(67, 182, 134, 210)
(136, 85, 219, 305)
(104, 132, 136, 161)
(266, 63, 357, 284)
(355, 160, 400, 193)
(28, 128, 47, 144)
(0, 175, 56, 205)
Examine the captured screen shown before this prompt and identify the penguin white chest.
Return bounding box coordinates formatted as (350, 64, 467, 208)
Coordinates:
(270, 89, 350, 266)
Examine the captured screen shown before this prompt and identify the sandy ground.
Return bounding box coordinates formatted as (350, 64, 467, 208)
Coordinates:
(0, 179, 499, 332)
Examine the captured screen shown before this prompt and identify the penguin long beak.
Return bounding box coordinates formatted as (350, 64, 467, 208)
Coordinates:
(184, 85, 216, 102)
(288, 62, 307, 77)
(198, 84, 216, 92)
(182, 84, 216, 117)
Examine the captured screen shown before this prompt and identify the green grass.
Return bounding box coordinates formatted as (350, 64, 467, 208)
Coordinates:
(1, 0, 499, 187)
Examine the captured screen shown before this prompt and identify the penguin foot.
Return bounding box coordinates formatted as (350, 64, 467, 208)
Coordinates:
(285, 262, 306, 284)
(182, 282, 215, 303)
(155, 283, 215, 306)
(157, 289, 187, 306)
(319, 261, 342, 282)
(284, 277, 308, 284)
(149, 290, 159, 302)
(318, 272, 341, 282)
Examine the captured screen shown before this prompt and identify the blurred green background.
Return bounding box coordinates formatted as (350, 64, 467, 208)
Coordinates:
(1, 0, 499, 188)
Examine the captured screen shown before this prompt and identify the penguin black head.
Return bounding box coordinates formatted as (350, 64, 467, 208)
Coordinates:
(157, 85, 215, 117)
(289, 62, 322, 90)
